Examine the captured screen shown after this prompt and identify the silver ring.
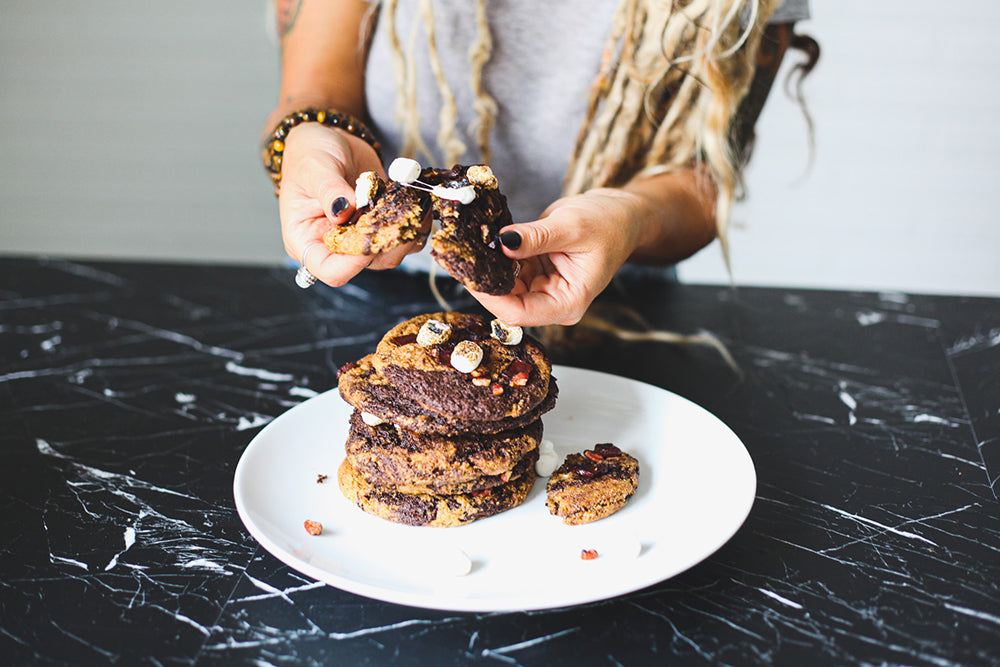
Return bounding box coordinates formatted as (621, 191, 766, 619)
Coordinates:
(295, 242, 324, 289)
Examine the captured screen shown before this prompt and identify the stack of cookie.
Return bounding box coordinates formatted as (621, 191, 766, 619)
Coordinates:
(336, 311, 558, 527)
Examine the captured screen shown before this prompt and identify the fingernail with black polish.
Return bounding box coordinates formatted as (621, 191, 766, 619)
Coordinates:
(331, 196, 349, 216)
(499, 230, 522, 250)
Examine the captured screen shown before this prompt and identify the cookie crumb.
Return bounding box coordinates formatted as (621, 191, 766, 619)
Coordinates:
(316, 474, 328, 484)
(304, 520, 323, 535)
(581, 549, 599, 560)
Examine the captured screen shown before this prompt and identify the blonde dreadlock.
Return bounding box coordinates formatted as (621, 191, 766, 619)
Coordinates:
(382, 0, 497, 166)
(564, 0, 781, 274)
(380, 0, 781, 270)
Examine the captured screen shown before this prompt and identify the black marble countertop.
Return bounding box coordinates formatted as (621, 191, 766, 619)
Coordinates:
(2, 256, 998, 666)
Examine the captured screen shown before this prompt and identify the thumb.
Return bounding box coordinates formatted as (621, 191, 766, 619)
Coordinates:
(498, 218, 578, 259)
(314, 175, 356, 225)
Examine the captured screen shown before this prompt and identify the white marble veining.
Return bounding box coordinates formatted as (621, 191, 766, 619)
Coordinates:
(1, 259, 998, 664)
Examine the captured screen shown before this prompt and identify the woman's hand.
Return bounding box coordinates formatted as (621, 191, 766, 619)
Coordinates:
(278, 123, 422, 286)
(470, 170, 717, 327)
(470, 188, 647, 326)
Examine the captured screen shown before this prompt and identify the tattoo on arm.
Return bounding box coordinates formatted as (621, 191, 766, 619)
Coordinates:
(275, 0, 304, 41)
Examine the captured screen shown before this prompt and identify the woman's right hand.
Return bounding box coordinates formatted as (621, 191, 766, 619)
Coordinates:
(278, 122, 418, 286)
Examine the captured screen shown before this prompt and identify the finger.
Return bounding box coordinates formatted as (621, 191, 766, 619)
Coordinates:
(471, 276, 585, 327)
(299, 241, 372, 287)
(316, 185, 356, 226)
(281, 124, 359, 226)
(367, 242, 418, 270)
(498, 218, 581, 260)
(473, 292, 577, 328)
(314, 253, 374, 287)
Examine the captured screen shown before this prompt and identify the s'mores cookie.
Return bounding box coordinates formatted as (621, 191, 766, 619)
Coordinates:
(423, 164, 518, 296)
(326, 159, 518, 294)
(345, 410, 542, 494)
(372, 312, 552, 423)
(337, 355, 558, 436)
(338, 458, 536, 527)
(334, 310, 560, 528)
(545, 443, 639, 525)
(323, 171, 429, 255)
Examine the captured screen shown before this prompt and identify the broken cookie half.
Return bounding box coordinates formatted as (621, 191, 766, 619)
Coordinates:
(323, 158, 518, 296)
(323, 170, 430, 255)
(423, 163, 517, 296)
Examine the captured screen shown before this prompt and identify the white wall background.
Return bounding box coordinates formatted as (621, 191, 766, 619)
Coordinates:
(2, 1, 998, 296)
(682, 0, 1000, 296)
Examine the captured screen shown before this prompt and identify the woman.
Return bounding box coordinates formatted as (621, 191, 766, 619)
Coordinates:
(261, 0, 812, 326)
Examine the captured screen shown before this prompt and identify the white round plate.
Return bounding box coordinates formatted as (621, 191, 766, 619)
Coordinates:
(234, 366, 755, 612)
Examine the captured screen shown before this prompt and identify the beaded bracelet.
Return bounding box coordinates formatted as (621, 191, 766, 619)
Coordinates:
(261, 108, 382, 196)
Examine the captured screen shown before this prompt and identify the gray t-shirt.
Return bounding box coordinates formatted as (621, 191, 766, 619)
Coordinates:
(363, 1, 808, 273)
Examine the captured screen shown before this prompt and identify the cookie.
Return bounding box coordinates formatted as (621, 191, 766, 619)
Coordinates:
(345, 410, 542, 493)
(545, 443, 639, 525)
(339, 354, 558, 435)
(352, 444, 539, 496)
(372, 312, 552, 422)
(323, 172, 429, 255)
(423, 165, 518, 296)
(338, 458, 536, 527)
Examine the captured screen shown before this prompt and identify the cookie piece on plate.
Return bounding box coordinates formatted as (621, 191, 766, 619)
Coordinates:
(323, 171, 429, 255)
(545, 443, 639, 525)
(338, 457, 536, 527)
(372, 312, 552, 422)
(423, 164, 518, 296)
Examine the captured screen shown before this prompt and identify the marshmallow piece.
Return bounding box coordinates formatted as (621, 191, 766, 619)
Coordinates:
(432, 184, 476, 205)
(388, 157, 422, 184)
(490, 319, 523, 346)
(466, 165, 498, 189)
(416, 318, 452, 347)
(535, 450, 560, 477)
(360, 411, 385, 427)
(450, 340, 483, 374)
(354, 171, 379, 208)
(535, 439, 559, 476)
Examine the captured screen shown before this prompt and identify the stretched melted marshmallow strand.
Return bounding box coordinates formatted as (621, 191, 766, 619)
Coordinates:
(432, 184, 476, 204)
(388, 157, 422, 184)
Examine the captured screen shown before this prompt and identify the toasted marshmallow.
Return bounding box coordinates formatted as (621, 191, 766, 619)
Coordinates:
(466, 165, 498, 189)
(388, 157, 422, 184)
(450, 340, 483, 374)
(432, 184, 476, 205)
(490, 319, 523, 346)
(416, 318, 452, 347)
(354, 171, 379, 208)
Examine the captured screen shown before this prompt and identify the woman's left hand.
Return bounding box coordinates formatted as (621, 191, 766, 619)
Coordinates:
(470, 188, 647, 327)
